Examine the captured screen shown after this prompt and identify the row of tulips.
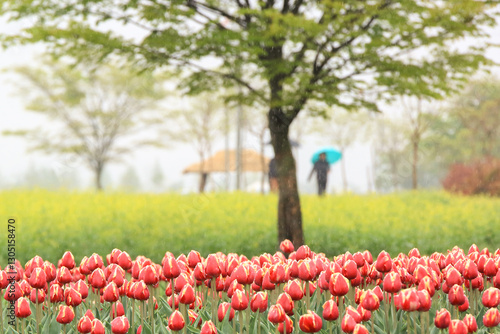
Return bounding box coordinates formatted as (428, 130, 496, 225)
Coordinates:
(1, 242, 500, 334)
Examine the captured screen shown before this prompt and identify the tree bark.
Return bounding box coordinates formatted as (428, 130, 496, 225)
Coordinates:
(412, 139, 418, 190)
(269, 107, 304, 248)
(199, 173, 208, 193)
(95, 163, 103, 191)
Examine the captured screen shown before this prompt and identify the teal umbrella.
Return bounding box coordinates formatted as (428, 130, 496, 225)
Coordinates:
(311, 147, 342, 164)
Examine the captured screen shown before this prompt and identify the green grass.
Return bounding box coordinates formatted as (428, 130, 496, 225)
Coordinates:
(1, 189, 499, 266)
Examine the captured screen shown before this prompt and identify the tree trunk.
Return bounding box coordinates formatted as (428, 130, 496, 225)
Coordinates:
(95, 163, 103, 191)
(269, 107, 304, 248)
(199, 173, 208, 193)
(412, 139, 418, 190)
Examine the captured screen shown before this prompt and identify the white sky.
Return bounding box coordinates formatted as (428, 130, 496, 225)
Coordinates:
(0, 16, 499, 194)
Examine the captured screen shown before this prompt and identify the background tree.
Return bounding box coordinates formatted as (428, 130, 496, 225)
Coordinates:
(168, 93, 225, 193)
(6, 60, 166, 190)
(151, 160, 165, 192)
(119, 165, 142, 192)
(2, 0, 497, 247)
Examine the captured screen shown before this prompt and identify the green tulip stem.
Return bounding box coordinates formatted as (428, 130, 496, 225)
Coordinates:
(149, 289, 155, 334)
(21, 318, 25, 334)
(0, 295, 3, 334)
(239, 310, 244, 334)
(305, 281, 310, 311)
(63, 324, 66, 334)
(383, 292, 390, 334)
(180, 303, 188, 334)
(141, 300, 145, 333)
(391, 294, 397, 332)
(256, 312, 261, 334)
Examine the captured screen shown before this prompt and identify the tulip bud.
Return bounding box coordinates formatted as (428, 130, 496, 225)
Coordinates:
(29, 267, 46, 289)
(278, 315, 294, 334)
(179, 284, 196, 305)
(168, 310, 185, 331)
(77, 315, 93, 333)
(91, 319, 105, 334)
(448, 284, 466, 306)
(200, 320, 217, 334)
(103, 282, 120, 303)
(15, 297, 31, 318)
(87, 254, 104, 272)
(65, 287, 83, 307)
(341, 314, 358, 333)
(4, 282, 22, 302)
(268, 304, 286, 324)
(57, 267, 73, 284)
(295, 245, 312, 260)
(298, 260, 316, 281)
(250, 291, 268, 313)
(361, 290, 380, 311)
(322, 299, 339, 321)
(483, 308, 500, 328)
(218, 302, 235, 322)
(231, 289, 249, 311)
(434, 308, 451, 329)
(375, 251, 392, 273)
(280, 239, 294, 254)
(139, 265, 159, 285)
(57, 305, 75, 324)
(50, 283, 64, 303)
(276, 292, 294, 315)
(112, 300, 125, 318)
(299, 310, 322, 333)
(400, 289, 420, 312)
(61, 251, 76, 269)
(482, 287, 500, 308)
(448, 319, 468, 334)
(463, 314, 477, 333)
(205, 254, 222, 278)
(329, 273, 349, 296)
(111, 316, 130, 334)
(284, 279, 304, 301)
(417, 290, 431, 312)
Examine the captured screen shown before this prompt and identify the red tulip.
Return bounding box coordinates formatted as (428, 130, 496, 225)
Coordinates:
(417, 290, 432, 312)
(341, 314, 358, 333)
(278, 315, 294, 334)
(200, 320, 217, 334)
(383, 271, 402, 293)
(50, 283, 64, 303)
(483, 308, 500, 328)
(400, 289, 420, 312)
(57, 305, 75, 324)
(435, 308, 451, 329)
(296, 245, 312, 260)
(448, 285, 466, 306)
(322, 299, 339, 321)
(111, 316, 130, 334)
(285, 279, 304, 301)
(280, 239, 295, 254)
(74, 279, 89, 299)
(91, 319, 105, 334)
(346, 305, 362, 323)
(458, 295, 469, 312)
(116, 252, 132, 270)
(298, 260, 316, 281)
(61, 251, 76, 269)
(445, 267, 463, 287)
(268, 304, 286, 324)
(15, 297, 31, 318)
(299, 310, 322, 333)
(89, 268, 106, 289)
(103, 282, 120, 303)
(77, 315, 93, 333)
(482, 287, 500, 308)
(218, 302, 235, 322)
(168, 310, 185, 331)
(484, 258, 498, 277)
(235, 263, 255, 285)
(205, 254, 222, 278)
(64, 287, 82, 307)
(463, 259, 479, 280)
(29, 267, 46, 289)
(276, 292, 294, 315)
(57, 267, 73, 284)
(353, 324, 369, 334)
(375, 251, 392, 273)
(449, 319, 467, 334)
(357, 305, 371, 322)
(139, 265, 159, 285)
(87, 254, 104, 272)
(131, 281, 148, 301)
(329, 273, 349, 296)
(231, 289, 249, 311)
(112, 300, 125, 318)
(343, 260, 358, 280)
(250, 291, 268, 313)
(30, 288, 46, 304)
(4, 282, 22, 302)
(361, 290, 380, 311)
(463, 314, 477, 333)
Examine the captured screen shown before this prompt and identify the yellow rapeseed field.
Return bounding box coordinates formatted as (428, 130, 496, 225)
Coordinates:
(1, 189, 499, 265)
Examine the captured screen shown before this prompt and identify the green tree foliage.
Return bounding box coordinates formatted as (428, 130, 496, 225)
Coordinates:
(7, 60, 166, 190)
(1, 0, 497, 245)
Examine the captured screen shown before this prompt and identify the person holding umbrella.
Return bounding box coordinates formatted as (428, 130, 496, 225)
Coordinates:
(308, 147, 342, 195)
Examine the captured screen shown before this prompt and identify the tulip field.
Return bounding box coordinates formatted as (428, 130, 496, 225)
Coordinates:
(2, 244, 500, 334)
(0, 190, 500, 265)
